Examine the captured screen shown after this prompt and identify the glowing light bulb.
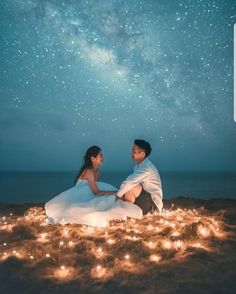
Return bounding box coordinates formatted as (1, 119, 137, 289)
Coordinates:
(172, 231, 180, 237)
(149, 254, 161, 263)
(124, 254, 130, 260)
(198, 225, 210, 238)
(107, 238, 115, 244)
(54, 265, 74, 279)
(68, 241, 73, 247)
(147, 241, 155, 249)
(174, 240, 184, 250)
(191, 242, 202, 248)
(91, 264, 106, 278)
(39, 233, 47, 240)
(162, 240, 172, 250)
(46, 253, 50, 258)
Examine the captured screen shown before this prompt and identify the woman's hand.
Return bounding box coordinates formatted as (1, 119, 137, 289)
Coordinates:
(115, 194, 125, 201)
(86, 171, 118, 196)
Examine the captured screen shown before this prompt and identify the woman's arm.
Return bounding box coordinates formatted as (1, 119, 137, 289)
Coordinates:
(86, 170, 117, 196)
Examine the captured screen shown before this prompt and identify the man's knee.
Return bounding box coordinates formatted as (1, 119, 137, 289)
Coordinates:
(122, 184, 142, 203)
(128, 184, 142, 198)
(123, 191, 136, 203)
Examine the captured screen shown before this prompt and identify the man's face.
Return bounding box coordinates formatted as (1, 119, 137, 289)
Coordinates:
(131, 144, 145, 162)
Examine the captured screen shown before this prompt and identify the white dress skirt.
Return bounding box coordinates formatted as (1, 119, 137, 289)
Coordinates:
(45, 179, 143, 227)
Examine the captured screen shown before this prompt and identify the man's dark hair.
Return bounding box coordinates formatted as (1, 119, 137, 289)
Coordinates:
(134, 139, 152, 157)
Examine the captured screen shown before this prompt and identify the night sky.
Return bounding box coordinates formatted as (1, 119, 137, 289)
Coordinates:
(0, 0, 235, 172)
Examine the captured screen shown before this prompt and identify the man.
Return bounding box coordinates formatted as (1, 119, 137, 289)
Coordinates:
(115, 139, 163, 215)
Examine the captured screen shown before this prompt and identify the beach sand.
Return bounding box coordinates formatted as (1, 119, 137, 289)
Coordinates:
(0, 196, 236, 294)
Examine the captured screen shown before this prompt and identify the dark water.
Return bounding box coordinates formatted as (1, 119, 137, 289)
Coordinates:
(0, 171, 236, 204)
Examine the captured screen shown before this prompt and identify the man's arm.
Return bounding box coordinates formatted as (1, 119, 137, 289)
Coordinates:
(116, 164, 150, 198)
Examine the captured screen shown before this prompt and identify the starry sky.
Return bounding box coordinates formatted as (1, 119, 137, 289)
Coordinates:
(0, 0, 235, 172)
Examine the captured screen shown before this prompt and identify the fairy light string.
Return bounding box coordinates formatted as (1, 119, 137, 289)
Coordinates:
(0, 204, 231, 280)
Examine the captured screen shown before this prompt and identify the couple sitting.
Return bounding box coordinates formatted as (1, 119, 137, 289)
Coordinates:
(45, 139, 163, 227)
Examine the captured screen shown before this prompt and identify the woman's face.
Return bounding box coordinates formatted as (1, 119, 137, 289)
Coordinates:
(92, 151, 103, 165)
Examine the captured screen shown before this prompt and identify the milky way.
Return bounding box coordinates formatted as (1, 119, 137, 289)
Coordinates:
(0, 0, 235, 171)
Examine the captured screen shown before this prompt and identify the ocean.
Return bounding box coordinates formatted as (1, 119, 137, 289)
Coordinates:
(0, 171, 236, 204)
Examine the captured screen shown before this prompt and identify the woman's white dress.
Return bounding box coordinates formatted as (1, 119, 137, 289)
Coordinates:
(45, 179, 143, 227)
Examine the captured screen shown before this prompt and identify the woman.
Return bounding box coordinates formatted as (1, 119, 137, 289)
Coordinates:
(45, 146, 142, 227)
(73, 145, 117, 196)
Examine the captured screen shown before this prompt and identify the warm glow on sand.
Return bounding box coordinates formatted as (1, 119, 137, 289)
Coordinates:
(0, 204, 231, 281)
(53, 265, 75, 280)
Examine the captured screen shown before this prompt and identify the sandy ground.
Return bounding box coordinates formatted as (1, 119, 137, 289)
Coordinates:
(0, 196, 236, 294)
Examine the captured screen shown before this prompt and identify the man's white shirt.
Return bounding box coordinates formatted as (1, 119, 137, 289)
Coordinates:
(116, 157, 163, 213)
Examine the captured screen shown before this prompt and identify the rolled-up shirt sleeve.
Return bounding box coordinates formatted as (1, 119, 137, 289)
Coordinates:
(116, 165, 150, 198)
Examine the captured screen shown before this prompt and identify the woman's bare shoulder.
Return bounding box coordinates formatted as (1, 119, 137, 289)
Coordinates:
(83, 168, 96, 178)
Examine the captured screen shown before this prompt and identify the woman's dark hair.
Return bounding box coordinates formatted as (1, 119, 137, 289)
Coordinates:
(73, 145, 101, 185)
(134, 139, 152, 157)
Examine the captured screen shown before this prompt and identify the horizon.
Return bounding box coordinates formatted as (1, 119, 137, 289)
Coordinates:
(1, 169, 236, 173)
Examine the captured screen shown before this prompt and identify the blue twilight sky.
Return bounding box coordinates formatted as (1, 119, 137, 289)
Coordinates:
(0, 0, 235, 172)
